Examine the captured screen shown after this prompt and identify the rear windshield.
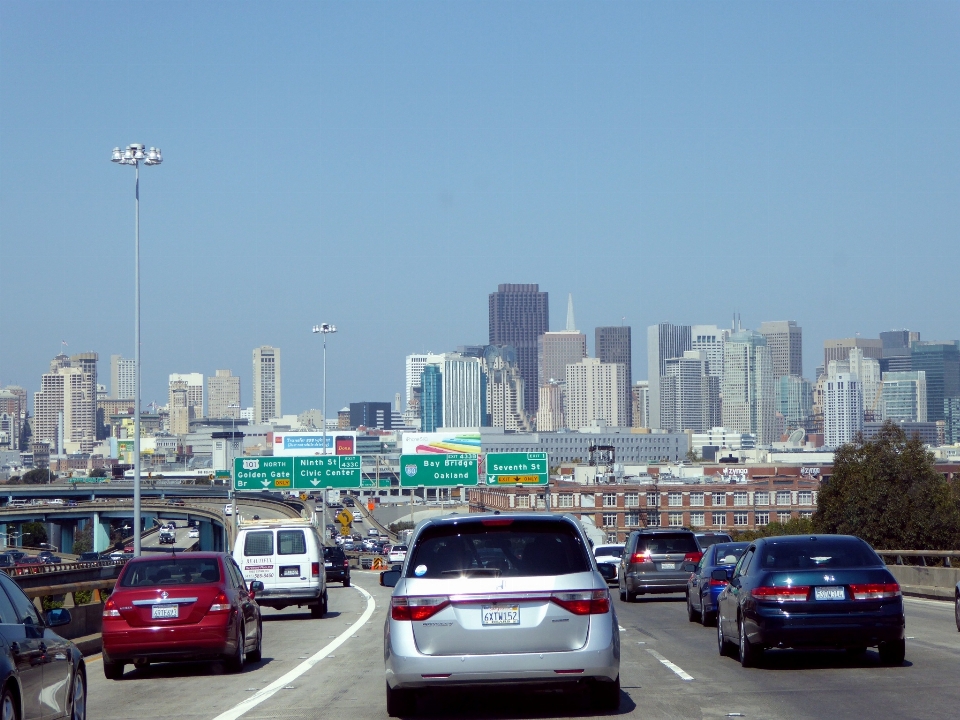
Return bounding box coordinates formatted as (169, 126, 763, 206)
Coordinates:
(759, 540, 881, 570)
(392, 545, 407, 552)
(710, 543, 747, 565)
(244, 531, 274, 557)
(635, 533, 699, 554)
(278, 530, 307, 555)
(594, 546, 624, 558)
(407, 519, 591, 579)
(120, 558, 221, 587)
(696, 534, 732, 549)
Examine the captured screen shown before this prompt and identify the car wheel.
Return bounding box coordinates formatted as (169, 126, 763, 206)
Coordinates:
(955, 594, 960, 631)
(686, 592, 699, 622)
(1, 684, 18, 720)
(311, 599, 325, 618)
(590, 675, 620, 712)
(738, 617, 761, 668)
(618, 578, 626, 602)
(226, 622, 246, 673)
(71, 668, 86, 720)
(717, 614, 734, 657)
(103, 660, 124, 680)
(878, 639, 906, 666)
(700, 592, 714, 627)
(343, 577, 351, 587)
(246, 621, 263, 663)
(385, 682, 416, 717)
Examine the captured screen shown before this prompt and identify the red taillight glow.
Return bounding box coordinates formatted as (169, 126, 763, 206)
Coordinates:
(103, 598, 120, 618)
(550, 589, 610, 615)
(709, 578, 727, 586)
(312, 562, 320, 577)
(480, 518, 514, 527)
(208, 592, 231, 612)
(849, 582, 901, 600)
(629, 550, 653, 566)
(752, 585, 810, 602)
(391, 596, 450, 621)
(684, 551, 703, 564)
(343, 560, 349, 567)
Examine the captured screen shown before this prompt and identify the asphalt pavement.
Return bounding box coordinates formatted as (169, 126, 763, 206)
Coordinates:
(85, 578, 960, 720)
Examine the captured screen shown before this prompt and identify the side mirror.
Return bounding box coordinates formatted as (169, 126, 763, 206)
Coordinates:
(711, 568, 730, 582)
(46, 608, 71, 627)
(380, 570, 401, 587)
(250, 580, 264, 596)
(682, 562, 697, 573)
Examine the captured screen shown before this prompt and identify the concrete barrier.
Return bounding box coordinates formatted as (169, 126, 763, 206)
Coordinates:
(886, 565, 960, 601)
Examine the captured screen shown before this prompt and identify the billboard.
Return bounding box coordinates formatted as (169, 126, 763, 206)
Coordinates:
(273, 431, 357, 457)
(401, 431, 481, 455)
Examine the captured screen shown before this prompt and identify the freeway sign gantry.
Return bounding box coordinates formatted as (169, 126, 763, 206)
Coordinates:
(485, 452, 549, 485)
(233, 455, 362, 491)
(400, 454, 479, 487)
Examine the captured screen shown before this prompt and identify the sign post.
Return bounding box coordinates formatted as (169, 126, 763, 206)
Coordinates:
(485, 452, 549, 485)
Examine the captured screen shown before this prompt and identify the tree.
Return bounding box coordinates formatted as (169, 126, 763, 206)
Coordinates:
(89, 468, 108, 478)
(73, 526, 93, 555)
(732, 517, 814, 542)
(20, 468, 53, 484)
(685, 449, 702, 464)
(22, 521, 48, 547)
(813, 421, 960, 550)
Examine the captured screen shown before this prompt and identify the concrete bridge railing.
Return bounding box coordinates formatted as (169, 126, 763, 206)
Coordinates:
(878, 551, 960, 601)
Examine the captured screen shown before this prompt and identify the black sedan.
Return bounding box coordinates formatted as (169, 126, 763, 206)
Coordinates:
(716, 534, 905, 667)
(323, 546, 351, 586)
(0, 572, 87, 718)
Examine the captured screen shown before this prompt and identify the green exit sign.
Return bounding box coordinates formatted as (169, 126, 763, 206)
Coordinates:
(400, 454, 479, 487)
(486, 452, 549, 485)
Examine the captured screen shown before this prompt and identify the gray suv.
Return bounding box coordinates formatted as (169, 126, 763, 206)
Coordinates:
(619, 528, 701, 601)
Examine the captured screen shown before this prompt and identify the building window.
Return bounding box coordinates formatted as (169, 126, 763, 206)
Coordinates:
(516, 494, 530, 508)
(646, 492, 660, 508)
(712, 512, 727, 527)
(778, 512, 792, 523)
(602, 513, 618, 528)
(712, 492, 725, 507)
(557, 493, 574, 508)
(798, 491, 813, 505)
(624, 512, 641, 527)
(646, 512, 660, 527)
(755, 511, 769, 526)
(667, 492, 683, 507)
(776, 491, 792, 506)
(603, 493, 618, 508)
(754, 491, 769, 506)
(689, 512, 705, 527)
(668, 512, 684, 527)
(733, 492, 748, 506)
(734, 512, 749, 527)
(689, 492, 704, 507)
(624, 492, 639, 507)
(536, 495, 546, 510)
(799, 510, 813, 519)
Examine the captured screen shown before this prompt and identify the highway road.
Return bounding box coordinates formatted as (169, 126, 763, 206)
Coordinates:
(84, 578, 960, 720)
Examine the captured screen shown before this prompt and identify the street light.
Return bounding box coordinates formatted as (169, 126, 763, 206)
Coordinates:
(228, 402, 241, 534)
(111, 143, 163, 557)
(312, 323, 337, 539)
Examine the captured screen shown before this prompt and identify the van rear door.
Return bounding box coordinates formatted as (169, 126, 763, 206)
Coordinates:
(240, 529, 277, 589)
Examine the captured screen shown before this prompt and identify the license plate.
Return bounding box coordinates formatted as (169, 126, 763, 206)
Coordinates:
(324, 562, 332, 568)
(660, 562, 675, 570)
(481, 605, 520, 625)
(280, 566, 300, 577)
(151, 604, 178, 619)
(814, 586, 845, 601)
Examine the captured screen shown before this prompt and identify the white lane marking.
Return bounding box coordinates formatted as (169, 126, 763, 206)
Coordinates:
(618, 625, 626, 632)
(211, 584, 376, 720)
(645, 649, 694, 681)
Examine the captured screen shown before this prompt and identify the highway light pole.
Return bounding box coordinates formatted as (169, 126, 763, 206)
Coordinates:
(312, 323, 337, 540)
(112, 144, 162, 557)
(228, 403, 241, 537)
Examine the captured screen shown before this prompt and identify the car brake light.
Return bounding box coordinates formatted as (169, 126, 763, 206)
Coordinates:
(550, 589, 610, 615)
(208, 592, 231, 612)
(709, 577, 728, 586)
(391, 596, 450, 621)
(480, 518, 514, 526)
(312, 562, 320, 577)
(752, 585, 810, 602)
(630, 549, 654, 566)
(343, 560, 349, 567)
(849, 582, 901, 600)
(103, 598, 120, 618)
(684, 551, 703, 564)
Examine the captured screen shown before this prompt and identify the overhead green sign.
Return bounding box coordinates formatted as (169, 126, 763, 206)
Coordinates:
(234, 457, 295, 490)
(400, 454, 479, 487)
(486, 452, 549, 485)
(295, 455, 362, 489)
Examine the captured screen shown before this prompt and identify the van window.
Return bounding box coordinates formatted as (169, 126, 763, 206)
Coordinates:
(278, 530, 307, 555)
(244, 531, 274, 556)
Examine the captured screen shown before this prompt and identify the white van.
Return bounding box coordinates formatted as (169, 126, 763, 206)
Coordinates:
(233, 519, 328, 617)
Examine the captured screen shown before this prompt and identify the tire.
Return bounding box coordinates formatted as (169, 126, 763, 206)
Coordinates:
(71, 667, 86, 720)
(590, 675, 620, 712)
(246, 621, 263, 663)
(133, 659, 149, 670)
(878, 639, 905, 666)
(0, 684, 18, 720)
(103, 660, 125, 680)
(700, 593, 714, 627)
(717, 615, 734, 657)
(386, 683, 416, 717)
(955, 595, 960, 632)
(311, 602, 325, 618)
(686, 593, 699, 622)
(738, 617, 761, 668)
(343, 577, 351, 587)
(225, 623, 245, 673)
(618, 580, 626, 602)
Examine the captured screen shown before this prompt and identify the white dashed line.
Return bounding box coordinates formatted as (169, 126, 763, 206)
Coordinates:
(646, 649, 694, 681)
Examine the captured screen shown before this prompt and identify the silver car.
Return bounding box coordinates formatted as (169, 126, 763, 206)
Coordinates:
(382, 513, 620, 716)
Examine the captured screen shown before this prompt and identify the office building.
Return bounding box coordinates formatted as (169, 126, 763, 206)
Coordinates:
(824, 372, 863, 447)
(910, 341, 960, 423)
(596, 325, 632, 424)
(484, 346, 533, 431)
(722, 331, 777, 445)
(537, 382, 564, 432)
(168, 372, 204, 420)
(207, 370, 241, 419)
(489, 283, 549, 416)
(405, 354, 431, 414)
(564, 358, 628, 430)
(252, 346, 281, 423)
(881, 371, 927, 423)
(824, 338, 882, 371)
(168, 380, 192, 435)
(863, 421, 938, 447)
(879, 330, 920, 373)
(647, 323, 692, 430)
(350, 402, 392, 430)
(481, 427, 689, 465)
(691, 325, 728, 379)
(539, 333, 587, 386)
(759, 321, 803, 378)
(632, 381, 649, 428)
(945, 398, 960, 445)
(778, 375, 813, 430)
(659, 351, 720, 433)
(442, 355, 485, 427)
(34, 353, 98, 454)
(109, 354, 135, 400)
(420, 365, 443, 432)
(0, 389, 23, 450)
(846, 349, 882, 421)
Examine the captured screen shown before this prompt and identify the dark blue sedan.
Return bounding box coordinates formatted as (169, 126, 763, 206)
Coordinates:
(686, 542, 749, 626)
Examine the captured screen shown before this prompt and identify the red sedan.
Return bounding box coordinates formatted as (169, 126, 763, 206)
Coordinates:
(102, 551, 263, 679)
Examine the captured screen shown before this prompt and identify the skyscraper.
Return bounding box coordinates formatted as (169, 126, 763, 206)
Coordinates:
(484, 346, 533, 431)
(207, 370, 241, 419)
(168, 373, 204, 418)
(759, 321, 803, 378)
(564, 358, 628, 430)
(596, 325, 632, 424)
(253, 346, 281, 423)
(34, 353, 97, 454)
(881, 371, 927, 423)
(646, 323, 692, 430)
(405, 354, 431, 412)
(722, 331, 777, 445)
(690, 325, 729, 379)
(110, 355, 135, 400)
(910, 341, 960, 424)
(536, 381, 564, 431)
(660, 350, 720, 433)
(824, 338, 882, 371)
(489, 284, 548, 416)
(824, 372, 863, 447)
(879, 330, 920, 373)
(778, 375, 813, 430)
(631, 381, 649, 428)
(442, 355, 485, 427)
(420, 364, 443, 432)
(0, 388, 23, 451)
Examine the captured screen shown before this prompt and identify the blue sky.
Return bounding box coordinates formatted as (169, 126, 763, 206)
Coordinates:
(1, 1, 958, 415)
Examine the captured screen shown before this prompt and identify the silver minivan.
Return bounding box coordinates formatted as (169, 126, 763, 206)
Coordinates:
(382, 513, 620, 716)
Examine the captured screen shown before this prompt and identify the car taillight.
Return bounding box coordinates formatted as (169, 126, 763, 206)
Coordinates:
(550, 590, 610, 615)
(684, 551, 703, 564)
(709, 577, 728, 586)
(629, 550, 654, 566)
(391, 596, 449, 621)
(343, 560, 349, 567)
(103, 598, 120, 618)
(849, 582, 901, 600)
(312, 562, 320, 577)
(208, 592, 231, 612)
(752, 585, 810, 602)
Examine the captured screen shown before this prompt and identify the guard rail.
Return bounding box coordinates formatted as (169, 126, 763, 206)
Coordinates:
(876, 550, 960, 601)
